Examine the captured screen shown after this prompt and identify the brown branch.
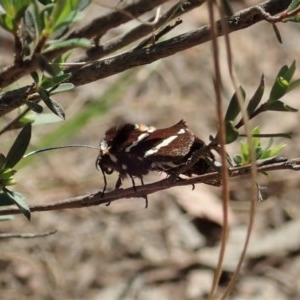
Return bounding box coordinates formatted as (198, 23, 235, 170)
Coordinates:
(0, 230, 57, 239)
(0, 0, 291, 90)
(68, 0, 291, 86)
(0, 0, 291, 116)
(0, 84, 35, 116)
(67, 0, 206, 70)
(0, 157, 299, 217)
(67, 0, 170, 41)
(0, 0, 170, 89)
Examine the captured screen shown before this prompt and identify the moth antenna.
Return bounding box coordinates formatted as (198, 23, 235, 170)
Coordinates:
(24, 144, 100, 158)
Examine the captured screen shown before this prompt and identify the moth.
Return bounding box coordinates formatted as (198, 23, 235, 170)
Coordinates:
(96, 120, 215, 197)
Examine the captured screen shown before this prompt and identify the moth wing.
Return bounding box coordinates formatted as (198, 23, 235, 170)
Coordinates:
(105, 124, 146, 152)
(129, 120, 195, 161)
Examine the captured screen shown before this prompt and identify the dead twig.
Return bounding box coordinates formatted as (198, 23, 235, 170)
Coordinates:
(0, 157, 299, 217)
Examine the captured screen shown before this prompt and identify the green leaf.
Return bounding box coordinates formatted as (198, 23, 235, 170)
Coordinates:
(31, 71, 40, 84)
(225, 121, 239, 144)
(33, 113, 63, 125)
(287, 0, 300, 11)
(26, 0, 43, 39)
(38, 55, 56, 77)
(260, 144, 286, 159)
(5, 124, 32, 168)
(0, 190, 15, 206)
(0, 0, 30, 32)
(240, 141, 249, 163)
(45, 38, 91, 51)
(251, 127, 261, 149)
(287, 78, 300, 92)
(283, 15, 300, 23)
(269, 61, 296, 101)
(247, 75, 265, 115)
(41, 73, 71, 90)
(265, 100, 298, 112)
(3, 189, 30, 220)
(225, 86, 246, 122)
(272, 24, 282, 44)
(26, 101, 44, 113)
(39, 89, 65, 119)
(233, 154, 242, 165)
(0, 153, 6, 172)
(49, 82, 74, 94)
(46, 0, 90, 36)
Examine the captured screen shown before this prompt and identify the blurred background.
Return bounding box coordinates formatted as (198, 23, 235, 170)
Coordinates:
(1, 1, 300, 299)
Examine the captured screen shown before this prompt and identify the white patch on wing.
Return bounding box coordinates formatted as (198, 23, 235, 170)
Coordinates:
(177, 128, 185, 134)
(136, 124, 156, 133)
(125, 132, 149, 152)
(144, 135, 178, 157)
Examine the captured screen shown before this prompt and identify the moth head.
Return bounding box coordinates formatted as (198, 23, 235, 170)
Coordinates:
(99, 138, 109, 155)
(96, 138, 114, 175)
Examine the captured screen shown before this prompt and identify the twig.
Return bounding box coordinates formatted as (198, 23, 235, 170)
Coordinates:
(67, 0, 292, 86)
(0, 157, 299, 217)
(0, 230, 57, 239)
(0, 0, 290, 89)
(68, 0, 206, 68)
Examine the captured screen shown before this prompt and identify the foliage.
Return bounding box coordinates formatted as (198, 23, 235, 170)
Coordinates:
(0, 124, 32, 219)
(233, 127, 286, 166)
(223, 61, 298, 150)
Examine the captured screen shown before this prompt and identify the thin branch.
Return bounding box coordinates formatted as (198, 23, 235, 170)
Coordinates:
(0, 157, 299, 217)
(0, 84, 35, 117)
(0, 0, 169, 89)
(68, 0, 291, 86)
(67, 0, 170, 40)
(67, 0, 206, 69)
(0, 230, 57, 239)
(0, 0, 290, 90)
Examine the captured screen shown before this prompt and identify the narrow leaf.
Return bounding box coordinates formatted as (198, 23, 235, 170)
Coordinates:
(247, 75, 265, 115)
(225, 86, 246, 122)
(225, 121, 239, 144)
(3, 189, 30, 220)
(45, 38, 91, 51)
(5, 124, 32, 168)
(0, 154, 6, 171)
(269, 62, 296, 101)
(39, 89, 65, 119)
(26, 101, 44, 113)
(287, 78, 300, 92)
(287, 0, 300, 11)
(49, 83, 74, 94)
(265, 100, 298, 112)
(30, 71, 40, 84)
(272, 24, 282, 44)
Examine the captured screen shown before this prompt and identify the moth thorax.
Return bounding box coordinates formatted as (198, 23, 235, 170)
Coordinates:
(135, 123, 156, 133)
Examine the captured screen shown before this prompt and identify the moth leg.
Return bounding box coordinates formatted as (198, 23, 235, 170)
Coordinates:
(100, 167, 107, 197)
(140, 177, 148, 208)
(129, 175, 137, 191)
(104, 175, 122, 207)
(174, 175, 195, 190)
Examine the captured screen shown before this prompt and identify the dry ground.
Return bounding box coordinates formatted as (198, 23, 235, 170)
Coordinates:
(1, 1, 300, 299)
